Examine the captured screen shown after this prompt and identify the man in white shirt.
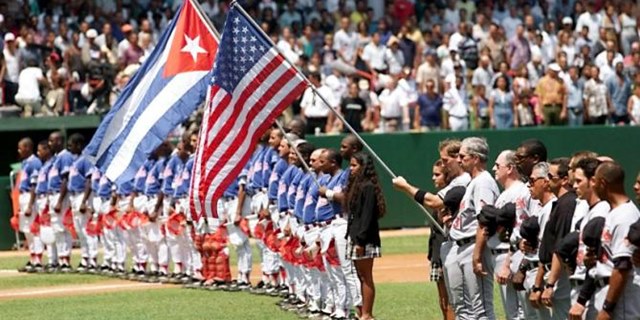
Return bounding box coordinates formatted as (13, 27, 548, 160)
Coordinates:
(299, 71, 338, 134)
(15, 59, 48, 117)
(361, 32, 387, 74)
(3, 32, 20, 105)
(333, 17, 357, 65)
(442, 74, 469, 131)
(575, 0, 601, 43)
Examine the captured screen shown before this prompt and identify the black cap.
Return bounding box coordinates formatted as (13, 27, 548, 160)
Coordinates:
(519, 216, 540, 244)
(478, 205, 499, 226)
(497, 203, 516, 228)
(628, 218, 640, 247)
(443, 186, 466, 218)
(582, 217, 606, 249)
(556, 231, 580, 265)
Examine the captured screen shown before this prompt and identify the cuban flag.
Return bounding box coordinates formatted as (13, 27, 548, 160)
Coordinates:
(84, 0, 218, 184)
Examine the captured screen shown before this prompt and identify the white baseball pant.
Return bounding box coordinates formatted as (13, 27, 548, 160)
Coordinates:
(143, 196, 169, 272)
(47, 193, 72, 262)
(541, 269, 571, 320)
(491, 251, 521, 320)
(331, 216, 362, 308)
(225, 197, 252, 281)
(176, 197, 201, 276)
(442, 241, 495, 320)
(593, 275, 640, 320)
(18, 193, 44, 256)
(69, 193, 98, 263)
(509, 252, 539, 320)
(36, 196, 56, 264)
(164, 196, 189, 274)
(128, 195, 149, 268)
(320, 223, 348, 317)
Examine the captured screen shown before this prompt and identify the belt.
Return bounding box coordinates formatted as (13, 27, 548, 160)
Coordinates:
(595, 277, 610, 288)
(491, 248, 509, 255)
(455, 237, 476, 247)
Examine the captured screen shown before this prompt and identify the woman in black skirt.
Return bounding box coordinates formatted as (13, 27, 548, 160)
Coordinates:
(345, 152, 386, 320)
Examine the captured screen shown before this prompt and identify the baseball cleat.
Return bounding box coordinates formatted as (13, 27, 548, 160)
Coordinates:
(18, 262, 33, 273)
(29, 263, 44, 273)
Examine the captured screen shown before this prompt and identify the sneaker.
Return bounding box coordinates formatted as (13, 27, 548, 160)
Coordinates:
(45, 263, 59, 273)
(18, 262, 33, 273)
(59, 264, 73, 273)
(29, 263, 44, 273)
(157, 273, 170, 283)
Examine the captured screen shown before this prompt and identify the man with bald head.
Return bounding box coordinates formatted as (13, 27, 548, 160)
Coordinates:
(586, 162, 640, 319)
(16, 137, 43, 273)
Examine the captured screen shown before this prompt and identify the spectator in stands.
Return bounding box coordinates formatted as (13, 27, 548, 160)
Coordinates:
(535, 63, 567, 126)
(15, 58, 47, 117)
(607, 60, 632, 125)
(583, 65, 611, 125)
(566, 66, 585, 127)
(2, 32, 19, 106)
(416, 79, 442, 131)
(340, 82, 367, 133)
(489, 73, 515, 129)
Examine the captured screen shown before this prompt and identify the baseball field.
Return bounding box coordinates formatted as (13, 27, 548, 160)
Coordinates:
(0, 229, 507, 320)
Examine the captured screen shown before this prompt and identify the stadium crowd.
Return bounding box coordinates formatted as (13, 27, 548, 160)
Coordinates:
(3, 0, 640, 132)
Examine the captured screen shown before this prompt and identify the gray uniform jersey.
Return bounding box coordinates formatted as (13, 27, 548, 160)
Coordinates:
(488, 180, 531, 250)
(437, 172, 471, 199)
(572, 201, 610, 280)
(572, 199, 591, 233)
(592, 201, 640, 279)
(450, 170, 500, 241)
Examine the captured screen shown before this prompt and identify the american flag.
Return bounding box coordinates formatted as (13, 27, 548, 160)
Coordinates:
(189, 5, 307, 221)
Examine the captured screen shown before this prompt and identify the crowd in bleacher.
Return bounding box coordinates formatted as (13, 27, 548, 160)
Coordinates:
(1, 0, 640, 133)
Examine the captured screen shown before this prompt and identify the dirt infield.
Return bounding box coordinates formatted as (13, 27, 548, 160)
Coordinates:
(0, 252, 430, 301)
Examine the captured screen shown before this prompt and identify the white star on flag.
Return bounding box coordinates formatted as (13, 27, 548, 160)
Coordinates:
(181, 35, 207, 62)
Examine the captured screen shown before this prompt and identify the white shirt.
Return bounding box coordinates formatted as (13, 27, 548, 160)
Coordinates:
(594, 51, 623, 69)
(117, 39, 130, 60)
(443, 86, 468, 118)
(572, 200, 610, 280)
(300, 85, 337, 118)
(437, 172, 472, 199)
(450, 171, 500, 240)
(361, 42, 387, 70)
(15, 67, 44, 101)
(333, 29, 357, 63)
(576, 12, 602, 42)
(488, 181, 531, 250)
(3, 48, 20, 82)
(592, 201, 640, 279)
(378, 86, 406, 118)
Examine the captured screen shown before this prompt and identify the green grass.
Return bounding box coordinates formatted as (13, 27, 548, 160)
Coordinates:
(380, 234, 428, 255)
(0, 282, 506, 320)
(0, 234, 427, 271)
(0, 274, 109, 290)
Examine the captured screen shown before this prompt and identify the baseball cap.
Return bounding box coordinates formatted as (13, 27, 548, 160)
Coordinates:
(582, 217, 606, 249)
(496, 203, 516, 228)
(478, 205, 499, 226)
(519, 216, 540, 245)
(562, 17, 573, 25)
(443, 186, 466, 218)
(4, 32, 15, 42)
(556, 231, 580, 265)
(86, 29, 98, 38)
(628, 218, 640, 247)
(549, 63, 561, 73)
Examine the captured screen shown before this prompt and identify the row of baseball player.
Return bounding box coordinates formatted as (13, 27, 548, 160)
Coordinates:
(14, 127, 383, 320)
(392, 138, 640, 320)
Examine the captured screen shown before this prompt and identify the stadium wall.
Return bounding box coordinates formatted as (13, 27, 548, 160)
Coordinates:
(1, 121, 640, 249)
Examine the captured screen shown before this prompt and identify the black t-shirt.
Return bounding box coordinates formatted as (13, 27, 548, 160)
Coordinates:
(539, 190, 578, 264)
(340, 96, 366, 133)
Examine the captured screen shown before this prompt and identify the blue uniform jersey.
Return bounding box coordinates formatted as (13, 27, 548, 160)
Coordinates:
(315, 170, 348, 221)
(162, 155, 185, 196)
(173, 156, 193, 198)
(68, 156, 93, 193)
(246, 145, 266, 194)
(261, 147, 279, 191)
(287, 168, 304, 211)
(223, 178, 239, 198)
(268, 158, 288, 201)
(96, 175, 113, 199)
(19, 154, 42, 193)
(116, 179, 134, 196)
(303, 174, 328, 224)
(134, 160, 154, 193)
(90, 168, 101, 194)
(277, 165, 297, 212)
(294, 172, 314, 221)
(144, 157, 166, 196)
(47, 150, 77, 193)
(35, 158, 54, 195)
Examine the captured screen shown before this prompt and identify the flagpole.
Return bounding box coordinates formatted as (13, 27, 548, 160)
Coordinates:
(274, 120, 322, 188)
(231, 1, 445, 235)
